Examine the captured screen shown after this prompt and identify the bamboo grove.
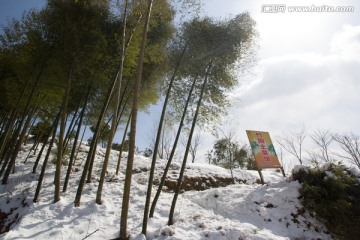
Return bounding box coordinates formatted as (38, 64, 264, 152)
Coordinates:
(0, 0, 257, 239)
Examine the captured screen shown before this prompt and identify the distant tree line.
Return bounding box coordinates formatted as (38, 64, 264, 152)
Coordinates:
(275, 127, 360, 170)
(205, 127, 360, 176)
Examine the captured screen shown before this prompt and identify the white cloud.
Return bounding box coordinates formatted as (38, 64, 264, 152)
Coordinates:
(242, 54, 329, 104)
(230, 24, 360, 136)
(330, 24, 360, 60)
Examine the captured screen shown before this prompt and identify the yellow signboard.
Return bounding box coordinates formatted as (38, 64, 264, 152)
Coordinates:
(246, 130, 281, 169)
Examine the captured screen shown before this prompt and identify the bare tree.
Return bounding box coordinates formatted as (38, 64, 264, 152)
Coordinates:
(189, 132, 203, 163)
(181, 131, 203, 163)
(277, 147, 291, 174)
(147, 120, 175, 160)
(333, 133, 360, 168)
(310, 130, 333, 163)
(276, 127, 306, 165)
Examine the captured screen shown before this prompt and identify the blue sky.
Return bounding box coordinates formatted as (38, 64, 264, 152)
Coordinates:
(0, 0, 45, 24)
(1, 0, 360, 165)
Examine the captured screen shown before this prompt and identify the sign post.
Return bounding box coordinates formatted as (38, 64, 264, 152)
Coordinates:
(246, 130, 285, 184)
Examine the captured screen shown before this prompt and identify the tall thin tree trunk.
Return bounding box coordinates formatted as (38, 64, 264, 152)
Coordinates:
(1, 115, 28, 178)
(86, 7, 141, 183)
(33, 110, 61, 174)
(142, 41, 189, 235)
(74, 124, 87, 166)
(32, 136, 47, 173)
(74, 69, 118, 207)
(84, 7, 139, 185)
(63, 84, 91, 192)
(0, 79, 29, 160)
(86, 83, 117, 183)
(24, 111, 38, 145)
(0, 117, 24, 178)
(62, 97, 82, 155)
(100, 77, 131, 135)
(1, 58, 47, 180)
(2, 106, 38, 184)
(33, 137, 42, 155)
(1, 116, 23, 169)
(95, 81, 121, 203)
(63, 114, 80, 152)
(11, 95, 44, 160)
(0, 112, 9, 133)
(86, 16, 136, 183)
(168, 64, 211, 225)
(5, 58, 46, 164)
(54, 67, 72, 203)
(96, 0, 128, 205)
(149, 75, 197, 218)
(115, 91, 131, 128)
(0, 110, 10, 140)
(24, 133, 42, 163)
(0, 38, 56, 165)
(33, 110, 61, 202)
(0, 111, 13, 166)
(120, 1, 153, 239)
(115, 112, 131, 175)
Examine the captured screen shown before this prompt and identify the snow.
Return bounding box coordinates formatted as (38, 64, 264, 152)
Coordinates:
(0, 144, 332, 239)
(349, 166, 360, 178)
(320, 162, 332, 171)
(291, 165, 308, 174)
(324, 171, 336, 180)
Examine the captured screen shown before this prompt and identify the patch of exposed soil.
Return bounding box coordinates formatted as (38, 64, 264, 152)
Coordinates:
(163, 175, 245, 192)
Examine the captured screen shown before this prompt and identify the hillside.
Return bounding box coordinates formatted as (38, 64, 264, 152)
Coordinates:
(0, 144, 332, 239)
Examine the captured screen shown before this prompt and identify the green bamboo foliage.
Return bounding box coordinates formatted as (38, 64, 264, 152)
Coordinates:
(0, 1, 258, 238)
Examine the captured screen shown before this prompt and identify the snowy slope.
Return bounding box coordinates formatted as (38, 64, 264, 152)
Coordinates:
(0, 144, 331, 239)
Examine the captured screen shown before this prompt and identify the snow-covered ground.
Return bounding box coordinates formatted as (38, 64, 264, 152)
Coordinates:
(0, 144, 332, 239)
